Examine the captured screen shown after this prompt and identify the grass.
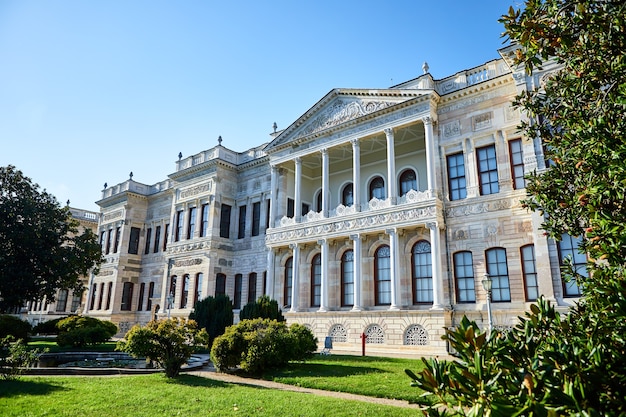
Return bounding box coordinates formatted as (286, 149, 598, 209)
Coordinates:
(0, 373, 421, 417)
(259, 354, 427, 404)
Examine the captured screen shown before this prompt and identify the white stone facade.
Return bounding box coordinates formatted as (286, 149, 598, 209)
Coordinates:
(84, 47, 579, 357)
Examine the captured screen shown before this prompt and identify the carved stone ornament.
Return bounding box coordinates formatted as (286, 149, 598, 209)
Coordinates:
(443, 120, 461, 138)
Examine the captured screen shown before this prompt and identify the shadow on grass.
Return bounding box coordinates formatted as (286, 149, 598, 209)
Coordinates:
(167, 374, 235, 389)
(0, 379, 69, 399)
(262, 362, 387, 380)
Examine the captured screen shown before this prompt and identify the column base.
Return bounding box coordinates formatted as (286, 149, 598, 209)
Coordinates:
(351, 306, 363, 312)
(317, 307, 327, 313)
(388, 305, 400, 311)
(430, 303, 444, 310)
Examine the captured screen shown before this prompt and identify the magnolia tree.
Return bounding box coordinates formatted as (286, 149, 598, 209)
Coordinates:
(406, 1, 626, 416)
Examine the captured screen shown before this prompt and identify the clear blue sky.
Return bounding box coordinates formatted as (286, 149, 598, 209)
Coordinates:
(0, 1, 511, 212)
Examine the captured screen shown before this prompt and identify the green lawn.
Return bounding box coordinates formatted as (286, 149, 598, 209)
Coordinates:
(0, 373, 420, 417)
(259, 354, 427, 404)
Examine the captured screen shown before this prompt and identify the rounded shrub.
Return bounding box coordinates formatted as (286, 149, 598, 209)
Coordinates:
(32, 316, 70, 335)
(211, 318, 317, 374)
(56, 316, 117, 348)
(0, 315, 32, 341)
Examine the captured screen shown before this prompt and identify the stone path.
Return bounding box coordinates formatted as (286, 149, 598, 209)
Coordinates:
(187, 362, 421, 410)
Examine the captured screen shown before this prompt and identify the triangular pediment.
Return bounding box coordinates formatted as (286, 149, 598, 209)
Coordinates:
(266, 88, 432, 151)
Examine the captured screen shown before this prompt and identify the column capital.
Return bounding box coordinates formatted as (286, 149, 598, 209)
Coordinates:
(349, 233, 362, 241)
(317, 238, 328, 246)
(350, 138, 360, 148)
(294, 156, 302, 165)
(422, 116, 434, 125)
(385, 227, 398, 236)
(427, 221, 441, 231)
(320, 148, 328, 156)
(384, 127, 394, 138)
(289, 243, 299, 250)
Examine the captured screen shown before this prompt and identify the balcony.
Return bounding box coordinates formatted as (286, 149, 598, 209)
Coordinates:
(266, 189, 443, 247)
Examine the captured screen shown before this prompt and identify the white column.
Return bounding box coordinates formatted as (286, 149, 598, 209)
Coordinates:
(294, 157, 302, 221)
(387, 228, 400, 310)
(269, 166, 278, 227)
(351, 234, 362, 311)
(422, 117, 436, 193)
(290, 243, 300, 312)
(265, 248, 275, 298)
(428, 222, 444, 309)
(321, 149, 330, 217)
(351, 139, 361, 211)
(318, 238, 328, 312)
(384, 128, 397, 203)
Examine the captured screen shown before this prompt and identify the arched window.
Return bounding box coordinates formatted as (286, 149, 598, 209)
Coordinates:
(342, 183, 354, 207)
(180, 275, 190, 308)
(485, 248, 511, 302)
(404, 325, 429, 346)
(284, 257, 293, 308)
(194, 273, 203, 306)
(248, 273, 257, 304)
(374, 245, 391, 305)
(412, 240, 433, 304)
(311, 254, 321, 307)
(369, 176, 386, 200)
(169, 275, 177, 299)
(234, 274, 242, 309)
(399, 169, 417, 196)
(365, 324, 385, 344)
(215, 273, 226, 296)
(341, 250, 354, 307)
(453, 251, 475, 302)
(329, 324, 348, 343)
(316, 190, 323, 212)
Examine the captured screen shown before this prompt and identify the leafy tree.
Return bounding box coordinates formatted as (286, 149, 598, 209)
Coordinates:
(0, 315, 32, 341)
(239, 295, 285, 322)
(0, 165, 103, 312)
(117, 318, 209, 378)
(189, 294, 233, 347)
(406, 2, 626, 415)
(56, 316, 118, 348)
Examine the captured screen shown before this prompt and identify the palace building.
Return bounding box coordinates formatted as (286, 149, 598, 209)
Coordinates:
(78, 46, 582, 356)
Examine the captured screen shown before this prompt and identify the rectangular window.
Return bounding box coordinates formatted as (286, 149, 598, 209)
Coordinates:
(219, 204, 231, 238)
(234, 274, 242, 309)
(175, 210, 184, 242)
(100, 231, 106, 251)
(238, 205, 247, 239)
(70, 291, 81, 313)
(194, 273, 203, 306)
(105, 282, 112, 310)
(215, 273, 226, 296)
(447, 153, 467, 201)
(521, 245, 538, 301)
(251, 202, 261, 237)
(56, 289, 68, 312)
(89, 284, 97, 310)
(163, 224, 169, 250)
(121, 282, 134, 311)
(509, 139, 525, 189)
(153, 226, 161, 253)
(97, 282, 105, 310)
(200, 204, 209, 237)
(180, 275, 190, 309)
(477, 145, 499, 195)
(248, 273, 257, 304)
(106, 229, 112, 254)
(144, 228, 152, 254)
(265, 200, 270, 232)
(137, 282, 146, 311)
(113, 227, 121, 253)
(128, 227, 140, 255)
(486, 248, 511, 302)
(187, 207, 197, 239)
(147, 282, 154, 311)
(453, 252, 476, 302)
(287, 198, 294, 218)
(558, 234, 586, 297)
(302, 203, 310, 216)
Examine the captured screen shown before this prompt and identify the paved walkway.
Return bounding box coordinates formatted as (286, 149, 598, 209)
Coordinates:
(187, 361, 421, 410)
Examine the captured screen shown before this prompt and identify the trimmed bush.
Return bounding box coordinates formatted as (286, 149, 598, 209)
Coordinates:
(32, 316, 70, 335)
(189, 294, 233, 347)
(211, 318, 317, 374)
(239, 295, 285, 322)
(0, 315, 32, 341)
(56, 316, 117, 347)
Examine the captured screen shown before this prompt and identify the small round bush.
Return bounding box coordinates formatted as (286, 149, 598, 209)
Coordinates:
(0, 315, 32, 341)
(56, 316, 117, 347)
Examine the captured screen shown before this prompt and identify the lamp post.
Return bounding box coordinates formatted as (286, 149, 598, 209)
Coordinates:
(166, 293, 174, 319)
(481, 273, 493, 336)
